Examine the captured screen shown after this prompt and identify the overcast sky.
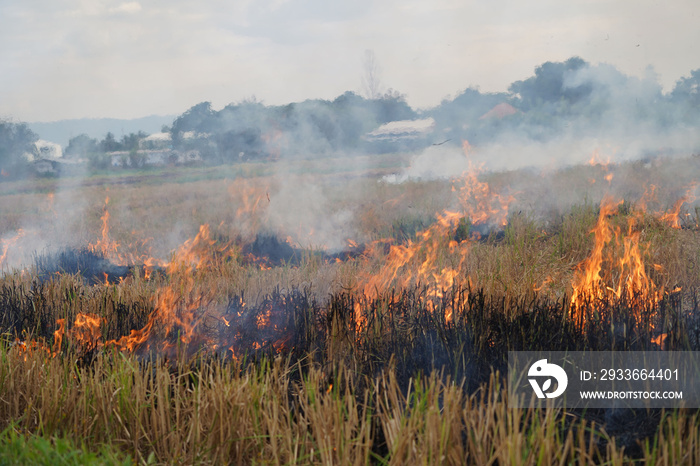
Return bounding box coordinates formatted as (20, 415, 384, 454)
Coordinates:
(1, 0, 698, 122)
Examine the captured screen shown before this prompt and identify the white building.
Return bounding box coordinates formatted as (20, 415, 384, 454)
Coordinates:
(365, 118, 436, 142)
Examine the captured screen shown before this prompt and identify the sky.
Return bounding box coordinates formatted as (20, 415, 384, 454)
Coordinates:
(1, 0, 698, 122)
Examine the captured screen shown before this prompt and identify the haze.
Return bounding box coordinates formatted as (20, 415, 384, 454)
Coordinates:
(1, 0, 698, 122)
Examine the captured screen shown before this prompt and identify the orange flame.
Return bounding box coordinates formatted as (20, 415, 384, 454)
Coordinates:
(0, 229, 26, 268)
(658, 185, 697, 229)
(72, 313, 103, 351)
(651, 333, 667, 348)
(587, 150, 614, 184)
(638, 183, 697, 229)
(228, 178, 270, 238)
(106, 224, 227, 353)
(570, 196, 663, 324)
(89, 197, 119, 258)
(52, 319, 66, 354)
(570, 197, 620, 312)
(20, 215, 290, 360)
(457, 143, 515, 228)
(356, 141, 513, 323)
(88, 196, 167, 277)
(534, 277, 553, 292)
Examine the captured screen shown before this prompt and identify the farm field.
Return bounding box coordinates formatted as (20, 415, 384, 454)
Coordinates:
(1, 150, 700, 464)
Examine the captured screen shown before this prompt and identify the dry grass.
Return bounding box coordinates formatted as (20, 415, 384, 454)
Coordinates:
(3, 345, 700, 465)
(1, 153, 700, 463)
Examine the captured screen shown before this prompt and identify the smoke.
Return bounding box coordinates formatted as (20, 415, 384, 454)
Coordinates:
(0, 162, 94, 270)
(383, 145, 470, 183)
(2, 57, 700, 271)
(389, 59, 699, 214)
(266, 176, 355, 251)
(170, 92, 416, 162)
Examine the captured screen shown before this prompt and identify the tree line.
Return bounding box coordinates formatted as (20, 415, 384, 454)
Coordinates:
(2, 56, 699, 179)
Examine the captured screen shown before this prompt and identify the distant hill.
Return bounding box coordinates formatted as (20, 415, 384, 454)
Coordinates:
(27, 115, 176, 148)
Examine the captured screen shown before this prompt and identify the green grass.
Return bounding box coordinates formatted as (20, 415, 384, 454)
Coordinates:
(0, 424, 132, 466)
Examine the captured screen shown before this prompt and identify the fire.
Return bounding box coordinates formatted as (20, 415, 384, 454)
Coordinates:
(16, 143, 698, 362)
(570, 197, 620, 313)
(458, 141, 515, 229)
(143, 257, 159, 280)
(87, 196, 167, 278)
(106, 224, 228, 353)
(52, 319, 66, 354)
(587, 149, 614, 170)
(638, 183, 697, 229)
(49, 313, 104, 355)
(375, 212, 464, 297)
(0, 229, 26, 268)
(651, 333, 667, 347)
(570, 182, 695, 323)
(587, 149, 614, 184)
(89, 197, 119, 259)
(256, 305, 271, 329)
(570, 196, 664, 324)
(533, 276, 553, 292)
(616, 213, 662, 303)
(457, 170, 513, 229)
(356, 141, 513, 323)
(72, 313, 102, 351)
(228, 177, 271, 240)
(658, 185, 697, 229)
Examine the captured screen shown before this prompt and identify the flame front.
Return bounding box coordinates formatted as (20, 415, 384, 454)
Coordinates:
(570, 196, 664, 325)
(107, 224, 225, 353)
(18, 149, 697, 361)
(0, 229, 26, 268)
(88, 196, 167, 275)
(72, 313, 102, 351)
(659, 185, 697, 229)
(52, 318, 66, 354)
(89, 197, 119, 259)
(570, 197, 620, 315)
(457, 141, 515, 229)
(229, 178, 270, 240)
(356, 141, 513, 323)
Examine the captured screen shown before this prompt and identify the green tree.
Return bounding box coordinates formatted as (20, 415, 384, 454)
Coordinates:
(509, 57, 591, 111)
(99, 132, 121, 152)
(171, 103, 214, 137)
(128, 148, 146, 168)
(0, 120, 38, 179)
(120, 131, 148, 152)
(670, 68, 700, 123)
(64, 134, 98, 159)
